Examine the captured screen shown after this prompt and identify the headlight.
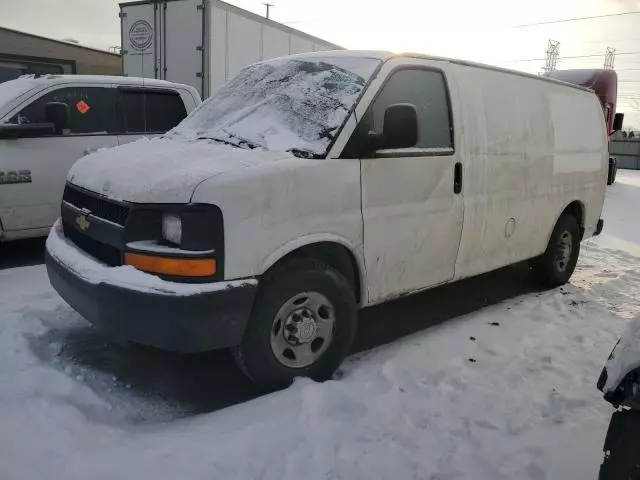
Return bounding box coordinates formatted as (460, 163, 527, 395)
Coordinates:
(162, 214, 182, 245)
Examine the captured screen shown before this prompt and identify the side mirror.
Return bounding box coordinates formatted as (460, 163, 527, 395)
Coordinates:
(45, 102, 69, 134)
(381, 103, 418, 149)
(613, 113, 624, 133)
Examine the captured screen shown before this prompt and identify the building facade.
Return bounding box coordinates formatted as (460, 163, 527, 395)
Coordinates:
(0, 26, 122, 82)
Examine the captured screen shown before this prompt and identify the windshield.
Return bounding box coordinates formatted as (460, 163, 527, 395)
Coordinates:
(172, 56, 381, 158)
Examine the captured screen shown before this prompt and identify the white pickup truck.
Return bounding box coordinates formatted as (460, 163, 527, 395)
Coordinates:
(0, 75, 200, 241)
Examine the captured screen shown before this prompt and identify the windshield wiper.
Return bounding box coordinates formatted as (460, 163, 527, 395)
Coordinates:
(197, 134, 258, 150)
(289, 148, 323, 159)
(197, 136, 242, 148)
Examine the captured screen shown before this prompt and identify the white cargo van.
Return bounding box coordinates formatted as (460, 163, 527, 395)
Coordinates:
(45, 51, 608, 387)
(0, 75, 200, 241)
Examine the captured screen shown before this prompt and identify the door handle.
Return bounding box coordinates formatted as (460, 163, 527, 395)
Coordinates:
(454, 162, 463, 194)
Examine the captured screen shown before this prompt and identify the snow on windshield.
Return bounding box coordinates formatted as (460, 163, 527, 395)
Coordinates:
(173, 56, 381, 157)
(0, 77, 39, 120)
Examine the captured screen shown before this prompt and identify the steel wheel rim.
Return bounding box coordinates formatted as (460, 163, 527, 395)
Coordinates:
(555, 230, 573, 272)
(270, 291, 336, 368)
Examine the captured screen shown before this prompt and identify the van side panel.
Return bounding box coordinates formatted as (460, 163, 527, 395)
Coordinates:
(190, 158, 364, 296)
(451, 64, 607, 280)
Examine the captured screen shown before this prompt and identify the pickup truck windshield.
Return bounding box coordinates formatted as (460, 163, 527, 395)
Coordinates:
(0, 77, 39, 120)
(172, 56, 380, 158)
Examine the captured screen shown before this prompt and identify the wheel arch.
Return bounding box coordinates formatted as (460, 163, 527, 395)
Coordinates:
(546, 200, 585, 244)
(259, 236, 366, 305)
(561, 200, 586, 239)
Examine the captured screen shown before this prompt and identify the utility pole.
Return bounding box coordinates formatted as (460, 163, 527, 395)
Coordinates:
(542, 39, 560, 74)
(604, 47, 616, 70)
(263, 3, 274, 19)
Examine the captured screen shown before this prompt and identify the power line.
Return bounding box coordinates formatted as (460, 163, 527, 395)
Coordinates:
(513, 10, 640, 28)
(503, 51, 640, 63)
(573, 36, 640, 45)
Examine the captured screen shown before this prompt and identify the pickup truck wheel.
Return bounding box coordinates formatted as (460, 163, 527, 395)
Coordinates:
(530, 214, 580, 288)
(233, 259, 357, 389)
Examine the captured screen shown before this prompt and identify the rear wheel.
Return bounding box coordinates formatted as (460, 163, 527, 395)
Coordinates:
(608, 158, 618, 185)
(530, 214, 580, 288)
(233, 259, 357, 388)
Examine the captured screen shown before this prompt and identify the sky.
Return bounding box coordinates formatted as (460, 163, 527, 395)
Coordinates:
(2, 0, 640, 127)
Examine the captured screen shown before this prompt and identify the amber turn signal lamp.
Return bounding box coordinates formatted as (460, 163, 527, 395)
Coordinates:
(124, 252, 216, 277)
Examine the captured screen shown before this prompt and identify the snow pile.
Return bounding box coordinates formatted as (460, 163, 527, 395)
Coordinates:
(174, 56, 380, 157)
(593, 169, 640, 257)
(1, 241, 635, 479)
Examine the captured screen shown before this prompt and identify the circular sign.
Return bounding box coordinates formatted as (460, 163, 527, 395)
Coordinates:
(129, 20, 153, 51)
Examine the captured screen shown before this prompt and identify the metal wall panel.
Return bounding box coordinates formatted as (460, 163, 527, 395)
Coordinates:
(164, 0, 205, 93)
(121, 3, 158, 79)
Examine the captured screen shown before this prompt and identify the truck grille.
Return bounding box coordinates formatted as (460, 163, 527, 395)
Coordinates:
(63, 224, 122, 266)
(62, 184, 129, 266)
(63, 185, 129, 227)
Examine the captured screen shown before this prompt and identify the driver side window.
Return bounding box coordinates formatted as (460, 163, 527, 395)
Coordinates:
(341, 68, 454, 157)
(8, 86, 116, 135)
(370, 69, 453, 150)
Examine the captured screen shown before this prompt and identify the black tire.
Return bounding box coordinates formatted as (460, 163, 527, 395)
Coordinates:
(233, 258, 357, 389)
(530, 214, 580, 288)
(599, 410, 640, 480)
(608, 159, 618, 185)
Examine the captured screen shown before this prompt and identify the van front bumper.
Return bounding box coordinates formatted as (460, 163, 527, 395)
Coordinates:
(45, 222, 257, 353)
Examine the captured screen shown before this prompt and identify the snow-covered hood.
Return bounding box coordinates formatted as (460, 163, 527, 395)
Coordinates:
(67, 137, 293, 203)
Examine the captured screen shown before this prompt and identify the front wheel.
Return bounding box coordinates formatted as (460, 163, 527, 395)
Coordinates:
(233, 259, 357, 388)
(530, 214, 580, 288)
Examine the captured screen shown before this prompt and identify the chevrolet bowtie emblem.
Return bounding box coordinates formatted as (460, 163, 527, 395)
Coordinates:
(76, 214, 90, 231)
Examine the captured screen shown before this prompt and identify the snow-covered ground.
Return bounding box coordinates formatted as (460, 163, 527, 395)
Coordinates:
(2, 172, 640, 479)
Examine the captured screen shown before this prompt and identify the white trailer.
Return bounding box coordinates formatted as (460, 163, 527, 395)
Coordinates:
(119, 0, 341, 98)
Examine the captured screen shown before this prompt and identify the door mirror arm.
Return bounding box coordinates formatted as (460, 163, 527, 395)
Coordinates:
(366, 131, 385, 152)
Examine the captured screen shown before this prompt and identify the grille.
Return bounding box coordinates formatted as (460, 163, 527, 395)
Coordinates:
(64, 223, 122, 266)
(63, 185, 129, 226)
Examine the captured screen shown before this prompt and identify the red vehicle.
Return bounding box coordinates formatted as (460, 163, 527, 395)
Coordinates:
(548, 69, 624, 184)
